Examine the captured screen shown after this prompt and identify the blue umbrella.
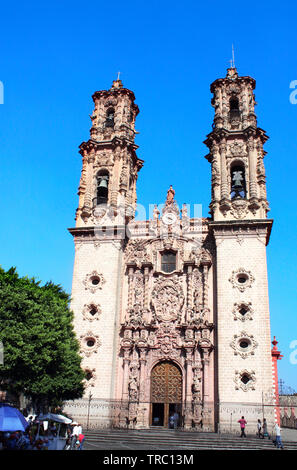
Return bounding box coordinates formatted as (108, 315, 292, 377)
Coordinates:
(0, 404, 29, 432)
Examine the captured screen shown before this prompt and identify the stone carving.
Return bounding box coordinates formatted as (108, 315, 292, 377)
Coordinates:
(234, 370, 256, 391)
(233, 301, 254, 322)
(127, 303, 143, 326)
(82, 303, 102, 321)
(154, 323, 180, 359)
(166, 185, 175, 205)
(229, 140, 246, 156)
(230, 332, 258, 359)
(125, 239, 148, 267)
(80, 331, 101, 357)
(84, 368, 97, 388)
(230, 198, 249, 219)
(229, 268, 255, 292)
(151, 276, 184, 323)
(83, 270, 106, 294)
(192, 367, 202, 402)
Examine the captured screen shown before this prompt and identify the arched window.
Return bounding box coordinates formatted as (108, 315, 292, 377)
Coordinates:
(161, 251, 176, 273)
(230, 164, 246, 199)
(229, 96, 240, 122)
(105, 108, 114, 128)
(96, 170, 109, 205)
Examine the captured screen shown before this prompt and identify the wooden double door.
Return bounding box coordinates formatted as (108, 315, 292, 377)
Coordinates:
(150, 361, 182, 428)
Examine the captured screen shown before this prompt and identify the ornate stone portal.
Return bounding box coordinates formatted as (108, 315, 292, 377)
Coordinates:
(117, 198, 214, 430)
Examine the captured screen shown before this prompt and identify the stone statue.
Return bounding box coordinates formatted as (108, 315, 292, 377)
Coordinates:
(166, 185, 175, 205)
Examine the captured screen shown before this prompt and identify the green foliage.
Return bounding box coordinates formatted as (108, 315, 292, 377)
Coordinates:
(0, 266, 85, 407)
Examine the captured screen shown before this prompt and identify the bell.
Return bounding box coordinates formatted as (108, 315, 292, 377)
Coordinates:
(98, 177, 108, 189)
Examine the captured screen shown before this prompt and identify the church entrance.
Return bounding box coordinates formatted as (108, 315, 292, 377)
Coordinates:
(150, 361, 182, 428)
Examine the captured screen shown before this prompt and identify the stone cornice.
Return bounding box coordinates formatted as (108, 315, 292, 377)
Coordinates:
(210, 74, 256, 93)
(208, 219, 273, 246)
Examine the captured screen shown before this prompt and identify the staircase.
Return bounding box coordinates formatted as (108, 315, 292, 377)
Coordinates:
(83, 428, 297, 451)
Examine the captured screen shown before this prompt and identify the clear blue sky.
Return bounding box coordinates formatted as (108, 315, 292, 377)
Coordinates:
(0, 1, 296, 391)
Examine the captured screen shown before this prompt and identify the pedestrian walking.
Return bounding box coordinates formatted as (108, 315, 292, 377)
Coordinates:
(263, 418, 270, 439)
(274, 423, 284, 449)
(257, 419, 264, 438)
(70, 422, 83, 450)
(238, 416, 247, 437)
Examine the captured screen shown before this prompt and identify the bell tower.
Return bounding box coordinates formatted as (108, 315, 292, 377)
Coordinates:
(204, 66, 269, 221)
(76, 77, 143, 227)
(66, 79, 143, 425)
(205, 67, 275, 433)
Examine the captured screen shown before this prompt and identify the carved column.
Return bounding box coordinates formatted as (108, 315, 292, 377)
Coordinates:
(186, 264, 193, 322)
(143, 264, 152, 320)
(219, 139, 229, 201)
(82, 152, 95, 216)
(120, 349, 131, 427)
(247, 135, 258, 200)
(127, 265, 135, 311)
(201, 258, 211, 312)
(122, 350, 130, 401)
(184, 350, 193, 429)
(138, 349, 147, 403)
(202, 349, 210, 400)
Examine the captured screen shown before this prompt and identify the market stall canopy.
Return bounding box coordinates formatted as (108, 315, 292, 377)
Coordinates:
(38, 413, 72, 424)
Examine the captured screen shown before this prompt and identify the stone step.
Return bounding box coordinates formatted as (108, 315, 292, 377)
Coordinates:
(82, 429, 297, 450)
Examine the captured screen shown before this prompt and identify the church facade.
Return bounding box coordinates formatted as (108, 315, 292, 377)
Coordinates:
(64, 67, 278, 433)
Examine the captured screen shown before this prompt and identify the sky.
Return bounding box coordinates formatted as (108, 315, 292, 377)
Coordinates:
(0, 0, 296, 392)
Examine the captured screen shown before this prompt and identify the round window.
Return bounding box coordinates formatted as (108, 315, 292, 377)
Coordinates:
(239, 340, 250, 349)
(91, 277, 100, 286)
(86, 339, 95, 348)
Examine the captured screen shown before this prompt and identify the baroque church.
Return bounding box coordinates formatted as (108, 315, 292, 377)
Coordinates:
(64, 67, 279, 433)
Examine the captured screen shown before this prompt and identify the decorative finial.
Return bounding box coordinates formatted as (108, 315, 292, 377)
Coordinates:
(111, 72, 123, 90)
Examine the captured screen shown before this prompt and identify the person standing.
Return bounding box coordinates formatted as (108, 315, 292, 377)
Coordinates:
(257, 419, 263, 438)
(274, 423, 284, 449)
(173, 411, 179, 430)
(238, 416, 247, 437)
(263, 418, 270, 439)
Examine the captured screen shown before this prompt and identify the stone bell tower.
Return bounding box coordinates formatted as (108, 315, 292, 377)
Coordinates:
(76, 77, 143, 225)
(205, 67, 275, 432)
(66, 78, 143, 425)
(204, 66, 269, 221)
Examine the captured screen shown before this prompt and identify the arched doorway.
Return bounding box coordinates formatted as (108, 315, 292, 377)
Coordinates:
(150, 361, 182, 428)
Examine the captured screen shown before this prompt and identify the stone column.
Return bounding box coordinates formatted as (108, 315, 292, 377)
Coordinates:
(219, 139, 229, 200)
(184, 350, 193, 429)
(127, 265, 135, 310)
(120, 349, 131, 427)
(247, 135, 258, 199)
(82, 152, 95, 217)
(186, 264, 193, 322)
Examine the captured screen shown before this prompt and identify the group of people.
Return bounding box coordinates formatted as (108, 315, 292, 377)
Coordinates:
(64, 422, 85, 450)
(238, 416, 284, 449)
(0, 417, 85, 450)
